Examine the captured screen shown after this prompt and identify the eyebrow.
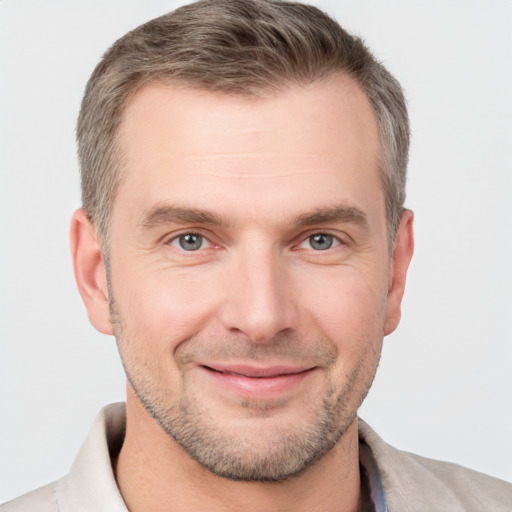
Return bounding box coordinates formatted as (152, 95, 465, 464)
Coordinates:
(294, 204, 369, 229)
(139, 204, 226, 229)
(139, 203, 369, 230)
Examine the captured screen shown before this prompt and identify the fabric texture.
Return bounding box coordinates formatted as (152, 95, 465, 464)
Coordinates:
(2, 403, 511, 511)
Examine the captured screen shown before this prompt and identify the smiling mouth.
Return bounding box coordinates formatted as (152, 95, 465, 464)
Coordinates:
(198, 364, 318, 398)
(201, 364, 316, 378)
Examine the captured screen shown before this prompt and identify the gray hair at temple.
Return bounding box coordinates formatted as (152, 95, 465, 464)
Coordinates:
(77, 0, 409, 251)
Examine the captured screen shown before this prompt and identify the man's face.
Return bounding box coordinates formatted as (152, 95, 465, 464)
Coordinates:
(106, 77, 404, 481)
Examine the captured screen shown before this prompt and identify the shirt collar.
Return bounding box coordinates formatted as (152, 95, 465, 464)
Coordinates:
(359, 440, 388, 512)
(56, 404, 388, 512)
(56, 403, 127, 511)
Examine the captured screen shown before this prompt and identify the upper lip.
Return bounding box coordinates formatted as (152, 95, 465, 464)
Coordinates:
(200, 364, 315, 378)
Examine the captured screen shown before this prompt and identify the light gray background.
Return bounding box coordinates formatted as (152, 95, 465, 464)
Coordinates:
(1, 0, 511, 503)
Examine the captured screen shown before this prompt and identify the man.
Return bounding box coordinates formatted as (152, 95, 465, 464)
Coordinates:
(2, 0, 511, 510)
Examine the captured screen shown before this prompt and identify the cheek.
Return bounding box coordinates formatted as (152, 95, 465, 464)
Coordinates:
(111, 263, 222, 345)
(297, 265, 389, 347)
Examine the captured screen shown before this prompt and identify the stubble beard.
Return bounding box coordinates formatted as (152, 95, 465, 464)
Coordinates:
(110, 300, 381, 482)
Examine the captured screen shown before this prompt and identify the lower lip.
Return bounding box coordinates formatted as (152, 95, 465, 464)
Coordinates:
(200, 367, 316, 399)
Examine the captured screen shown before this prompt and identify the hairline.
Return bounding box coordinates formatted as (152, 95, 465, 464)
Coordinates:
(97, 73, 399, 257)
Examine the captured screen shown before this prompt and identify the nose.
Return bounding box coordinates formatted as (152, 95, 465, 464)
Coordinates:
(219, 245, 299, 343)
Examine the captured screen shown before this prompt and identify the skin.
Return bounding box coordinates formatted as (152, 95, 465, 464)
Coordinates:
(71, 76, 414, 512)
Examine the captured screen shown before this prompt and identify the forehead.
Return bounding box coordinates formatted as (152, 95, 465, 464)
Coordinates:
(119, 77, 378, 160)
(114, 77, 382, 224)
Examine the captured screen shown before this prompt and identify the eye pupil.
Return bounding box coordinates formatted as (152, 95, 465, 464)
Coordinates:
(179, 234, 203, 251)
(309, 233, 333, 250)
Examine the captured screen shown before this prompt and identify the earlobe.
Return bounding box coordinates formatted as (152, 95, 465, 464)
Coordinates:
(384, 209, 414, 336)
(70, 209, 113, 335)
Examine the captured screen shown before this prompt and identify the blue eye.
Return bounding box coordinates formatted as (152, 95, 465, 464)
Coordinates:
(307, 233, 335, 250)
(171, 233, 207, 251)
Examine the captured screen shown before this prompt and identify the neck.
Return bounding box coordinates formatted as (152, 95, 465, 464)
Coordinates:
(115, 389, 362, 512)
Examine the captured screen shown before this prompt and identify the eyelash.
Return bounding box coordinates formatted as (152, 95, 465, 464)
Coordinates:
(168, 232, 213, 252)
(297, 232, 342, 251)
(166, 230, 345, 253)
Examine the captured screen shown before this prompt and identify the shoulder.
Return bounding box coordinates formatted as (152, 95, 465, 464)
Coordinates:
(391, 448, 512, 510)
(1, 403, 128, 512)
(358, 419, 512, 511)
(0, 482, 59, 512)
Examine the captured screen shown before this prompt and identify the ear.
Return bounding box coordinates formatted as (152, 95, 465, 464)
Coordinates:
(384, 209, 414, 336)
(70, 209, 113, 335)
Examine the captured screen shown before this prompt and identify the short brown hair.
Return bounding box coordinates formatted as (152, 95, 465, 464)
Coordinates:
(77, 0, 409, 249)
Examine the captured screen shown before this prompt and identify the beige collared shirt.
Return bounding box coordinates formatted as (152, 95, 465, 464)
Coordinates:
(2, 403, 511, 511)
